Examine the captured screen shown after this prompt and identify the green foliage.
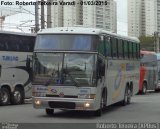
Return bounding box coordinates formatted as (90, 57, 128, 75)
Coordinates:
(139, 36, 154, 51)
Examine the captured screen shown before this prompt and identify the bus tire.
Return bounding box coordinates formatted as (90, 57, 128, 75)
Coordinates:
(46, 108, 54, 115)
(142, 82, 147, 94)
(11, 87, 24, 105)
(0, 87, 10, 106)
(121, 86, 131, 106)
(94, 95, 105, 117)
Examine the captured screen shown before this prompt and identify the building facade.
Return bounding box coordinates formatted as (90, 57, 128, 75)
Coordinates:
(83, 0, 117, 32)
(128, 0, 160, 37)
(48, 0, 117, 33)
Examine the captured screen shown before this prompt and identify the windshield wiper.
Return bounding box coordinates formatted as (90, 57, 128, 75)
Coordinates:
(44, 74, 54, 86)
(63, 69, 79, 87)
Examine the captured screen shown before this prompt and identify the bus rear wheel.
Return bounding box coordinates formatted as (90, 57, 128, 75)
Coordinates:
(142, 82, 147, 94)
(11, 87, 24, 105)
(0, 87, 10, 106)
(46, 108, 54, 115)
(121, 86, 131, 106)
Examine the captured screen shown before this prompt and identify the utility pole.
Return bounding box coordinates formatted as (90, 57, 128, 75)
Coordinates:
(154, 32, 160, 53)
(35, 0, 39, 33)
(47, 0, 51, 28)
(41, 0, 45, 29)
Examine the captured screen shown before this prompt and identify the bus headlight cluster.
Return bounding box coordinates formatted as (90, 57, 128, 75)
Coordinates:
(34, 100, 41, 105)
(84, 102, 90, 108)
(78, 94, 96, 99)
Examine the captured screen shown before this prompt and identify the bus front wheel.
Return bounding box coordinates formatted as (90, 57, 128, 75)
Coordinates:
(46, 108, 54, 115)
(94, 95, 105, 117)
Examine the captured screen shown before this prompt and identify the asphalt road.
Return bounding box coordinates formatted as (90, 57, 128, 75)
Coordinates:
(0, 92, 160, 129)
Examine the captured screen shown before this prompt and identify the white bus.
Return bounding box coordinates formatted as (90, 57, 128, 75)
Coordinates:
(32, 27, 140, 116)
(0, 31, 36, 105)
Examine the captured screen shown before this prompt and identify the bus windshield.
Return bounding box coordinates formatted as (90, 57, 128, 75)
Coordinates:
(33, 53, 97, 87)
(35, 34, 98, 51)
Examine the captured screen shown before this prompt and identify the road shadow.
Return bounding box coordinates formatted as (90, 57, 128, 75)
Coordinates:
(0, 101, 32, 108)
(136, 90, 160, 96)
(38, 102, 137, 119)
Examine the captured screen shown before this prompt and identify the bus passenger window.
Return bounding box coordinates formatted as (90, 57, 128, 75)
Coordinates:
(105, 36, 112, 57)
(124, 40, 129, 58)
(98, 36, 105, 56)
(118, 39, 123, 58)
(137, 44, 140, 59)
(111, 38, 117, 58)
(129, 42, 133, 59)
(133, 43, 137, 59)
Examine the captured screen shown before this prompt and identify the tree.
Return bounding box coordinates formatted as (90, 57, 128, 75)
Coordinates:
(139, 36, 154, 51)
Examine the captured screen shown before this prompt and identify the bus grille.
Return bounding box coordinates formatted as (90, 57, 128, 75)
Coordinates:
(48, 102, 75, 109)
(46, 94, 78, 98)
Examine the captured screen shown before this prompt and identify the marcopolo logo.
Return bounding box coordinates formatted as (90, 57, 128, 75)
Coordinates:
(50, 89, 57, 94)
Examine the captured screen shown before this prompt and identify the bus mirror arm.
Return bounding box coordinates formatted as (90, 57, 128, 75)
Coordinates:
(97, 65, 105, 80)
(26, 57, 31, 70)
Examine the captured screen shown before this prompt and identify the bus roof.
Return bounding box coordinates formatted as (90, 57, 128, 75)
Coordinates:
(38, 27, 139, 43)
(141, 52, 160, 63)
(140, 50, 156, 55)
(0, 30, 36, 37)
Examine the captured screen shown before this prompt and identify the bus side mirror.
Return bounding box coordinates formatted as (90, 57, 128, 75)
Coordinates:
(97, 59, 105, 79)
(26, 57, 31, 70)
(99, 64, 105, 77)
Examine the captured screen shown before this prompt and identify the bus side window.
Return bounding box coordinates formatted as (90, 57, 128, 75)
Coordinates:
(137, 44, 140, 59)
(105, 36, 112, 57)
(129, 41, 133, 59)
(118, 39, 123, 58)
(133, 43, 137, 59)
(111, 37, 118, 58)
(123, 40, 129, 58)
(98, 36, 105, 56)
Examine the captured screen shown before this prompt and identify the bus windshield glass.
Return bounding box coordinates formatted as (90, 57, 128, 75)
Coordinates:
(33, 53, 97, 87)
(35, 34, 98, 51)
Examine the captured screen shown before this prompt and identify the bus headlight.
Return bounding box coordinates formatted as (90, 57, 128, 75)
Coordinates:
(84, 102, 90, 108)
(78, 94, 96, 99)
(34, 100, 41, 105)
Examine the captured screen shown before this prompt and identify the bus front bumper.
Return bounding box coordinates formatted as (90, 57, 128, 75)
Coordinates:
(32, 97, 98, 111)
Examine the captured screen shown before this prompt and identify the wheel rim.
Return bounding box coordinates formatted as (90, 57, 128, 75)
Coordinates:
(1, 91, 8, 103)
(127, 89, 131, 103)
(101, 97, 104, 109)
(14, 91, 21, 103)
(124, 88, 131, 104)
(124, 90, 128, 103)
(143, 85, 146, 93)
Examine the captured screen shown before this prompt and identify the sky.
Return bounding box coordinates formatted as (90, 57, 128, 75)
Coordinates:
(1, 0, 128, 36)
(115, 0, 128, 36)
(1, 0, 36, 32)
